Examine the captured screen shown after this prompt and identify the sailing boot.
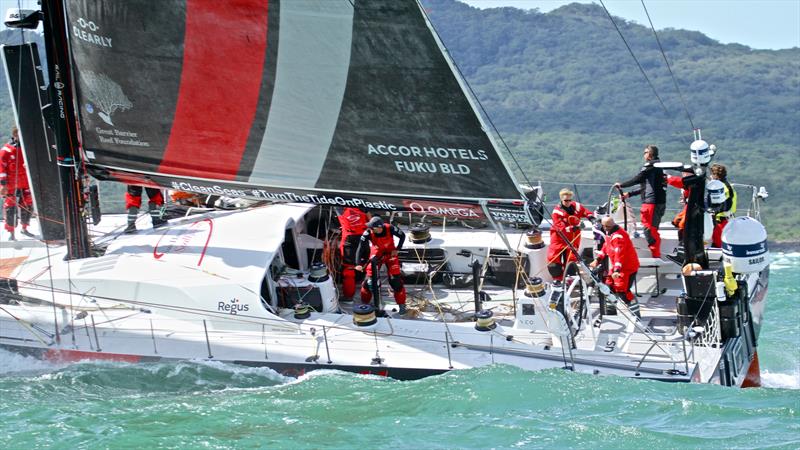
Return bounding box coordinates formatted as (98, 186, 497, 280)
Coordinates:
(125, 207, 138, 233)
(627, 298, 642, 319)
(20, 226, 34, 238)
(149, 203, 167, 228)
(19, 206, 32, 237)
(5, 206, 17, 241)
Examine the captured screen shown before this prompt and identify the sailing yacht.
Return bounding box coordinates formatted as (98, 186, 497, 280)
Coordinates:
(0, 0, 769, 387)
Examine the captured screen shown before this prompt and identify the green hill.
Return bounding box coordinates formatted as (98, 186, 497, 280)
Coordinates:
(424, 0, 799, 241)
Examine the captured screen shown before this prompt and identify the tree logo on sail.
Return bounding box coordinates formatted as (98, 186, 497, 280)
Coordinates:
(81, 71, 132, 126)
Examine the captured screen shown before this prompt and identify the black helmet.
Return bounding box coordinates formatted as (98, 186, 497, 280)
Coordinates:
(367, 216, 384, 228)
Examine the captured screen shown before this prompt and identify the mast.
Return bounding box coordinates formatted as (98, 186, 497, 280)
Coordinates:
(40, 0, 91, 259)
(681, 173, 708, 267)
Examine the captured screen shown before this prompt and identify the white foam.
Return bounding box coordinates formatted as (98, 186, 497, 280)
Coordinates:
(191, 358, 292, 383)
(276, 368, 352, 387)
(0, 348, 59, 374)
(769, 252, 800, 270)
(761, 370, 800, 389)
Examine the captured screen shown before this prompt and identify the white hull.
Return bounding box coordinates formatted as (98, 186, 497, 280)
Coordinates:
(0, 205, 767, 385)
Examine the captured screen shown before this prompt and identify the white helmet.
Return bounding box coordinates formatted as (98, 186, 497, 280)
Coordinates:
(690, 140, 711, 165)
(706, 179, 726, 205)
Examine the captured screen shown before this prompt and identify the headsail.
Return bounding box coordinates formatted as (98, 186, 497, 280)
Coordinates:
(66, 0, 525, 218)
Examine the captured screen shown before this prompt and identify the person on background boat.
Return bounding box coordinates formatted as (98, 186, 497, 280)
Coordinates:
(125, 185, 166, 233)
(169, 190, 202, 207)
(666, 174, 689, 240)
(547, 188, 594, 283)
(615, 144, 667, 258)
(337, 207, 370, 302)
(354, 216, 408, 314)
(590, 216, 641, 318)
(0, 127, 34, 240)
(709, 163, 736, 248)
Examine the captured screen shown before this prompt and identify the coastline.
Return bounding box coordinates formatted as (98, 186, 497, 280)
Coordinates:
(769, 240, 800, 253)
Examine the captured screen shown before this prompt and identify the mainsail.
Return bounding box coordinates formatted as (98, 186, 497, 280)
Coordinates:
(66, 0, 525, 219)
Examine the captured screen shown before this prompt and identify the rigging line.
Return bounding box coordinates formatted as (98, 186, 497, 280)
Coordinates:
(15, 280, 461, 347)
(532, 199, 664, 346)
(308, 206, 330, 271)
(596, 0, 689, 141)
(414, 1, 534, 190)
(0, 306, 52, 345)
(43, 217, 61, 344)
(640, 0, 696, 131)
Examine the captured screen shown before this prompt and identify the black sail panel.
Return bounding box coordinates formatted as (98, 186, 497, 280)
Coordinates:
(64, 0, 525, 216)
(67, 0, 185, 171)
(315, 0, 521, 202)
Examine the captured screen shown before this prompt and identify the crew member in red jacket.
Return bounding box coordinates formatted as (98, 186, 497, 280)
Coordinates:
(547, 188, 594, 282)
(355, 216, 407, 314)
(337, 207, 370, 302)
(591, 216, 641, 317)
(0, 127, 33, 240)
(125, 185, 166, 233)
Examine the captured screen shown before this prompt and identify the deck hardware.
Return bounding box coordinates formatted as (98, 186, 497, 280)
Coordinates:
(91, 315, 101, 352)
(83, 318, 92, 350)
(203, 320, 213, 358)
(262, 324, 268, 359)
(322, 326, 332, 364)
(150, 319, 157, 354)
(371, 331, 383, 365)
(444, 332, 454, 369)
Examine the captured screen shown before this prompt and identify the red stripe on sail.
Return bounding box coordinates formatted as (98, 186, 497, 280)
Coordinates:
(159, 0, 269, 179)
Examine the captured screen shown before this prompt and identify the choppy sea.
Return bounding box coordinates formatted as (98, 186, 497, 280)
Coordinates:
(1, 254, 798, 449)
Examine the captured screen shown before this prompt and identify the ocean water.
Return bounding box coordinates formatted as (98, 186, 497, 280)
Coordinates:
(1, 255, 798, 449)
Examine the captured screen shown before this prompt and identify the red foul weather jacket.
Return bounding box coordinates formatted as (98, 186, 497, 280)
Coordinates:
(0, 140, 29, 191)
(547, 202, 593, 263)
(338, 207, 369, 238)
(597, 226, 640, 275)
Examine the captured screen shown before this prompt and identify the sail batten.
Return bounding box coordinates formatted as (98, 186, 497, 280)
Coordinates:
(67, 0, 526, 218)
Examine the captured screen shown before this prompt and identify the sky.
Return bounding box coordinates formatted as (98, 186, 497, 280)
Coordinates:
(462, 0, 800, 50)
(1, 0, 798, 50)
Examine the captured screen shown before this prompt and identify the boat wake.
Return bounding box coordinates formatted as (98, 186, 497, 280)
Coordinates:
(770, 252, 800, 270)
(0, 348, 61, 375)
(761, 370, 800, 390)
(0, 348, 291, 391)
